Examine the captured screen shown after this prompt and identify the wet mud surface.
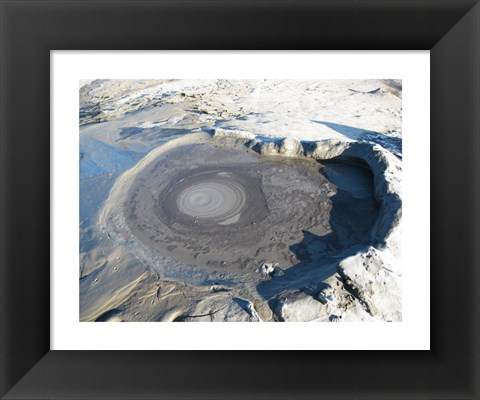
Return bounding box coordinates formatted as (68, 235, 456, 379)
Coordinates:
(108, 138, 380, 292)
(125, 144, 335, 272)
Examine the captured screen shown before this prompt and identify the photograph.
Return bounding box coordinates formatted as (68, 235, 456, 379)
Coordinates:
(80, 79, 403, 322)
(2, 0, 479, 397)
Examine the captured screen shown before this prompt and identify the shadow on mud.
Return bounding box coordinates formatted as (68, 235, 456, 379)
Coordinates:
(256, 161, 379, 302)
(311, 120, 402, 156)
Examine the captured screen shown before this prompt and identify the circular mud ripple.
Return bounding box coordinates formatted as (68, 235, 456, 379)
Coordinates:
(156, 167, 269, 230)
(165, 172, 246, 223)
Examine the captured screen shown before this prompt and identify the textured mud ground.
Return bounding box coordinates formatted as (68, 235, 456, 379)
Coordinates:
(80, 79, 401, 322)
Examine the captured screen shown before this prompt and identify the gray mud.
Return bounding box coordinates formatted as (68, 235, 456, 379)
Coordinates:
(125, 143, 335, 273)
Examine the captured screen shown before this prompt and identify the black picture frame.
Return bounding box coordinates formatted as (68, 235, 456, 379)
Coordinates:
(1, 0, 479, 399)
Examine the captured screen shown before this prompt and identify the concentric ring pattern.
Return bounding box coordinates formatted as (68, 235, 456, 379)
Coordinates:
(170, 173, 246, 223)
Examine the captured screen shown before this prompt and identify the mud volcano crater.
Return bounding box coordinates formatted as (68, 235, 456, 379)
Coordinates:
(124, 141, 340, 271)
(102, 132, 383, 284)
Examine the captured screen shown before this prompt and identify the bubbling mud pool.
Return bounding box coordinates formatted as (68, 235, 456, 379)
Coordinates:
(126, 143, 335, 270)
(101, 133, 380, 286)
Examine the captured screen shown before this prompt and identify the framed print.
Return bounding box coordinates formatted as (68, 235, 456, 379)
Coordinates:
(51, 52, 429, 352)
(1, 1, 479, 399)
